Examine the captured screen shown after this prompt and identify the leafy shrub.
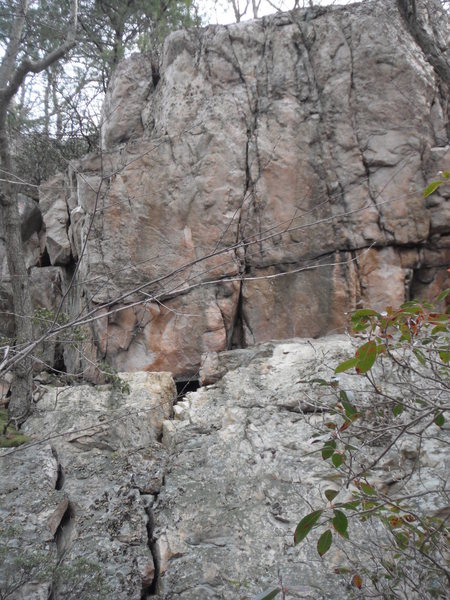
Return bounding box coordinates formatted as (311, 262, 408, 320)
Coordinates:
(0, 408, 31, 447)
(293, 289, 449, 598)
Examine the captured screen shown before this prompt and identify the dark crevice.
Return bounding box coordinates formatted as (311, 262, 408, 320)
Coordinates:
(55, 463, 65, 491)
(142, 505, 160, 598)
(51, 446, 65, 490)
(53, 343, 67, 375)
(47, 501, 75, 600)
(54, 501, 75, 557)
(151, 59, 160, 88)
(39, 247, 51, 267)
(230, 282, 246, 350)
(175, 379, 200, 400)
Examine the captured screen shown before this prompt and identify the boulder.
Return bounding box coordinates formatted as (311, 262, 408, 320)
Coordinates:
(18, 194, 43, 242)
(101, 54, 154, 150)
(59, 0, 448, 379)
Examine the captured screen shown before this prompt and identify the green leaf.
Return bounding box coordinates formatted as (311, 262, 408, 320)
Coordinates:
(431, 324, 448, 335)
(340, 390, 358, 419)
(334, 567, 352, 574)
(309, 378, 329, 386)
(413, 348, 426, 366)
(317, 529, 333, 557)
(355, 340, 377, 373)
(294, 510, 323, 544)
(424, 180, 443, 197)
(325, 489, 339, 502)
(394, 532, 409, 549)
(439, 350, 449, 364)
(339, 500, 361, 510)
(334, 356, 358, 374)
(332, 509, 349, 538)
(322, 447, 334, 460)
(322, 439, 336, 460)
(252, 588, 281, 600)
(434, 413, 445, 427)
(351, 308, 380, 319)
(360, 482, 376, 496)
(442, 171, 450, 179)
(352, 321, 370, 332)
(399, 302, 423, 314)
(392, 404, 404, 417)
(332, 453, 344, 468)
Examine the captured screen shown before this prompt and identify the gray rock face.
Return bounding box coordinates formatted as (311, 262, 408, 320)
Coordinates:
(0, 372, 176, 599)
(155, 337, 448, 599)
(1, 339, 447, 599)
(39, 175, 72, 266)
(101, 54, 154, 149)
(18, 194, 43, 243)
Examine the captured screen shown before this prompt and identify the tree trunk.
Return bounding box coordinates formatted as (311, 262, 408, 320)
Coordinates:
(0, 0, 77, 424)
(0, 125, 33, 425)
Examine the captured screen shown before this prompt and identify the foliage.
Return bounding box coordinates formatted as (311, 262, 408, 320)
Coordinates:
(252, 588, 281, 600)
(0, 525, 109, 599)
(423, 170, 450, 198)
(77, 0, 201, 87)
(0, 0, 204, 191)
(0, 407, 31, 446)
(294, 290, 449, 598)
(97, 362, 131, 395)
(32, 307, 87, 343)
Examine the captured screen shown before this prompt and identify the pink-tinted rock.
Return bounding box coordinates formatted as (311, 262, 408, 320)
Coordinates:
(34, 0, 450, 379)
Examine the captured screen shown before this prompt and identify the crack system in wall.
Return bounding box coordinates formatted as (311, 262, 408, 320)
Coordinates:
(141, 500, 161, 598)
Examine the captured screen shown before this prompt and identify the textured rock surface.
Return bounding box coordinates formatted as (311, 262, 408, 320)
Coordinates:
(1, 339, 447, 599)
(63, 0, 449, 379)
(2, 0, 448, 380)
(155, 337, 448, 599)
(40, 175, 72, 266)
(0, 372, 176, 599)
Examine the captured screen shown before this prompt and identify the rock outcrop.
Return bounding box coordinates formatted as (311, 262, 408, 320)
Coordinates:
(0, 372, 175, 599)
(1, 0, 449, 382)
(1, 338, 447, 598)
(155, 337, 448, 599)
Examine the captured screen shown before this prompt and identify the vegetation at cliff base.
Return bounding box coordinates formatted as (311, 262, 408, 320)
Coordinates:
(0, 408, 30, 447)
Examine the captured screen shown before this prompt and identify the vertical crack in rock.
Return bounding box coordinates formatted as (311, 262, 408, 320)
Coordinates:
(140, 498, 160, 598)
(51, 446, 65, 491)
(54, 501, 75, 558)
(230, 281, 246, 349)
(151, 58, 160, 88)
(339, 16, 389, 242)
(47, 501, 75, 600)
(351, 249, 363, 308)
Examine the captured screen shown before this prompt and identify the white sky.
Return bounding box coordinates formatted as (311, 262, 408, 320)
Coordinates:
(198, 0, 354, 26)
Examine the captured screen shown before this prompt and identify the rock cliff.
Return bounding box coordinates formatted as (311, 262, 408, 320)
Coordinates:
(1, 0, 449, 380)
(1, 337, 447, 598)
